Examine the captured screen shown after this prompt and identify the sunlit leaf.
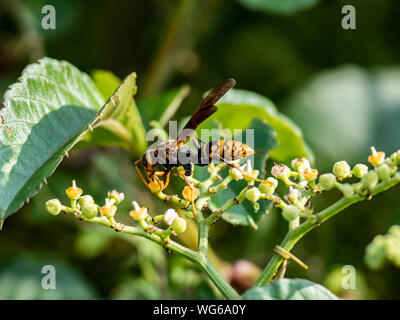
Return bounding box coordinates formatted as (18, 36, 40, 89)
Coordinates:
(91, 69, 121, 100)
(0, 57, 105, 220)
(79, 72, 147, 156)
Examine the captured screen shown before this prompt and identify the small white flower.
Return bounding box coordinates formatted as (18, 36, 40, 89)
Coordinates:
(271, 164, 290, 179)
(291, 158, 311, 172)
(230, 167, 244, 180)
(164, 209, 179, 226)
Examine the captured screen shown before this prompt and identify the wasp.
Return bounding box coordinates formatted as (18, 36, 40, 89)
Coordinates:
(135, 79, 268, 217)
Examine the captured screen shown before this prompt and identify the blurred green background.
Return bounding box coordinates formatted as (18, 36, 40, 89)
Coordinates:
(1, 0, 400, 299)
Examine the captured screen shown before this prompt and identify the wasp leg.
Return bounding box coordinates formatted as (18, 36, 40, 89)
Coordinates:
(153, 173, 165, 190)
(164, 171, 171, 189)
(153, 168, 171, 190)
(134, 159, 150, 187)
(178, 171, 197, 218)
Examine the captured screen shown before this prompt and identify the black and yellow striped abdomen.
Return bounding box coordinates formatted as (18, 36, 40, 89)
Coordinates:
(199, 140, 255, 165)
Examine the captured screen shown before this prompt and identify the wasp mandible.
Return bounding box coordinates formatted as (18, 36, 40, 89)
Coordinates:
(134, 79, 269, 217)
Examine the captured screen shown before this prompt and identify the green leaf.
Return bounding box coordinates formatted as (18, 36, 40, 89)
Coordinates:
(195, 119, 278, 227)
(237, 0, 319, 15)
(242, 278, 339, 300)
(0, 57, 105, 220)
(138, 85, 190, 130)
(91, 69, 121, 100)
(79, 72, 147, 155)
(0, 254, 97, 299)
(197, 88, 312, 164)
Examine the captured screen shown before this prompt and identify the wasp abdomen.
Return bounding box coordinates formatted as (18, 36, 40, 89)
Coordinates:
(199, 140, 255, 165)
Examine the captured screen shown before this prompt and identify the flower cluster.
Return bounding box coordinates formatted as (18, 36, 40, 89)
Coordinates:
(45, 180, 187, 243)
(46, 147, 400, 235)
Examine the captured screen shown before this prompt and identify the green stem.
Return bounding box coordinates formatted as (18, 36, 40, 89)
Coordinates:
(255, 174, 400, 286)
(74, 214, 238, 299)
(198, 257, 240, 299)
(198, 221, 209, 256)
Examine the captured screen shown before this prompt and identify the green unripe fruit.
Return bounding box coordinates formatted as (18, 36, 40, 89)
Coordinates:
(78, 195, 95, 208)
(45, 199, 62, 215)
(332, 161, 351, 180)
(319, 173, 336, 191)
(361, 171, 379, 189)
(339, 183, 354, 197)
(171, 217, 187, 233)
(259, 178, 278, 195)
(352, 164, 368, 178)
(376, 164, 391, 181)
(81, 204, 98, 219)
(384, 158, 393, 166)
(282, 205, 300, 221)
(245, 188, 261, 203)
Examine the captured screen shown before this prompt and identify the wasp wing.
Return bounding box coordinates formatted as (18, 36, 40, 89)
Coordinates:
(175, 78, 236, 145)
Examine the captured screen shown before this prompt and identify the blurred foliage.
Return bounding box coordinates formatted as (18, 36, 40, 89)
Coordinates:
(323, 265, 373, 300)
(0, 254, 97, 299)
(1, 0, 400, 300)
(365, 225, 400, 271)
(285, 66, 400, 170)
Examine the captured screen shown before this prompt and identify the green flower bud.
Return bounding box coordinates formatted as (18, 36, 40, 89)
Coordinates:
(364, 235, 387, 270)
(319, 173, 337, 191)
(339, 183, 354, 197)
(78, 195, 94, 208)
(388, 225, 400, 238)
(171, 217, 187, 233)
(245, 188, 261, 203)
(386, 237, 400, 264)
(384, 158, 393, 167)
(375, 164, 391, 181)
(258, 177, 278, 195)
(332, 161, 351, 180)
(45, 199, 62, 215)
(361, 171, 379, 189)
(282, 205, 300, 221)
(81, 204, 98, 219)
(352, 164, 368, 178)
(390, 150, 400, 164)
(253, 202, 260, 213)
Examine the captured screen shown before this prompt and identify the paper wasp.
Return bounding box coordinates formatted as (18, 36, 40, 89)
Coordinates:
(135, 79, 268, 217)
